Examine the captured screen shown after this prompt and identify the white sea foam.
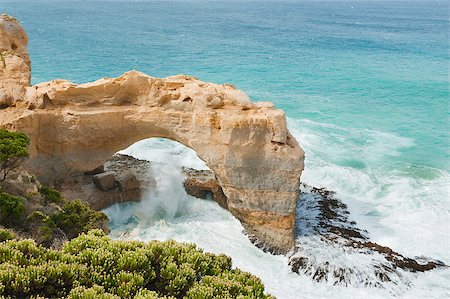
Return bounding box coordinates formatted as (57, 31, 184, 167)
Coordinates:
(287, 118, 450, 261)
(104, 119, 450, 298)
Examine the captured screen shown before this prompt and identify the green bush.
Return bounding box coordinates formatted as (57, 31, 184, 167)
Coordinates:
(0, 129, 30, 181)
(39, 186, 62, 203)
(0, 228, 15, 242)
(27, 211, 57, 246)
(0, 191, 25, 227)
(51, 200, 109, 239)
(0, 230, 274, 298)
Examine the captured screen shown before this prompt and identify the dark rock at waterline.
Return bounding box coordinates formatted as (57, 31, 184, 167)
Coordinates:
(58, 154, 447, 290)
(288, 183, 447, 289)
(351, 240, 446, 272)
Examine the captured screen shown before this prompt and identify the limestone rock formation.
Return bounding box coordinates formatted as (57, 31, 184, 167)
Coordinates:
(0, 14, 30, 107)
(0, 16, 305, 252)
(116, 172, 140, 192)
(183, 167, 228, 210)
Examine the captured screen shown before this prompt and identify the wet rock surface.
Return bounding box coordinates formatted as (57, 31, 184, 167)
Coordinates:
(288, 183, 447, 290)
(61, 155, 228, 211)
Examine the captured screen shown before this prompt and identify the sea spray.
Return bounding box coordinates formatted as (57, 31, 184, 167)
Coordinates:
(103, 137, 450, 299)
(134, 159, 188, 223)
(287, 118, 450, 262)
(8, 0, 448, 296)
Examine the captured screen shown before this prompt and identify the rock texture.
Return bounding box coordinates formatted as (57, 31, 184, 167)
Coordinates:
(93, 172, 116, 191)
(288, 184, 446, 289)
(116, 172, 140, 192)
(183, 167, 228, 210)
(0, 14, 30, 107)
(59, 154, 154, 211)
(0, 16, 304, 252)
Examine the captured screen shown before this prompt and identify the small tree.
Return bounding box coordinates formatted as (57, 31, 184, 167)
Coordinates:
(0, 129, 30, 181)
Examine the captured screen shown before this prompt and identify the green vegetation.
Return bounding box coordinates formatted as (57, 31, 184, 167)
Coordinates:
(39, 185, 63, 203)
(0, 129, 30, 181)
(0, 130, 272, 298)
(0, 228, 15, 242)
(0, 130, 109, 246)
(0, 230, 274, 298)
(0, 191, 25, 227)
(0, 189, 108, 247)
(27, 211, 57, 246)
(51, 200, 109, 239)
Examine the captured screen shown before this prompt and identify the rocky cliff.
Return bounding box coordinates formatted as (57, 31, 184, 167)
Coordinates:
(0, 15, 305, 252)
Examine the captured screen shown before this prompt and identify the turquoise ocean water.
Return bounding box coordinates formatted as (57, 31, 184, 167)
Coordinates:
(2, 1, 449, 297)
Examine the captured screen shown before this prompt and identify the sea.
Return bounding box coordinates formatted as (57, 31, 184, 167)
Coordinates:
(2, 0, 448, 298)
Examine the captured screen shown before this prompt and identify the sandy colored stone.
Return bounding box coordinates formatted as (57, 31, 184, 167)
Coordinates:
(0, 14, 30, 107)
(183, 167, 228, 209)
(0, 16, 305, 252)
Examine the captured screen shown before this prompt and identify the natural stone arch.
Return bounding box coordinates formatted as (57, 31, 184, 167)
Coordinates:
(0, 15, 304, 252)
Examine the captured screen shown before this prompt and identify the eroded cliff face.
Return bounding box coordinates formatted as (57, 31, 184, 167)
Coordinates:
(0, 14, 30, 107)
(0, 15, 305, 252)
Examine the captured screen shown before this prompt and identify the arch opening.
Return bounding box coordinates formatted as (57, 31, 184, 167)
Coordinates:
(2, 14, 304, 253)
(103, 138, 224, 228)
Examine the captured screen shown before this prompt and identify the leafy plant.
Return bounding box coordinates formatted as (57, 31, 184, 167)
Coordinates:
(27, 211, 57, 246)
(39, 185, 63, 203)
(0, 228, 15, 241)
(51, 200, 109, 239)
(0, 230, 274, 298)
(0, 191, 25, 227)
(0, 129, 30, 181)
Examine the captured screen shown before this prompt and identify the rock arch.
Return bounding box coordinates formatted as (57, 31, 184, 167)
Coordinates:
(0, 15, 304, 252)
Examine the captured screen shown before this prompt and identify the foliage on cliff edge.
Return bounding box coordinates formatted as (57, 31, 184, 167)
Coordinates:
(0, 129, 29, 181)
(0, 230, 274, 299)
(0, 188, 109, 247)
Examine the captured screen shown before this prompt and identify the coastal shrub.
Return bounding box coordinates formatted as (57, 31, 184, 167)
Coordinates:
(0, 191, 25, 227)
(27, 211, 57, 246)
(67, 285, 120, 299)
(185, 270, 268, 298)
(0, 230, 273, 298)
(39, 185, 62, 203)
(0, 129, 30, 181)
(0, 187, 108, 247)
(0, 228, 15, 241)
(51, 200, 109, 239)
